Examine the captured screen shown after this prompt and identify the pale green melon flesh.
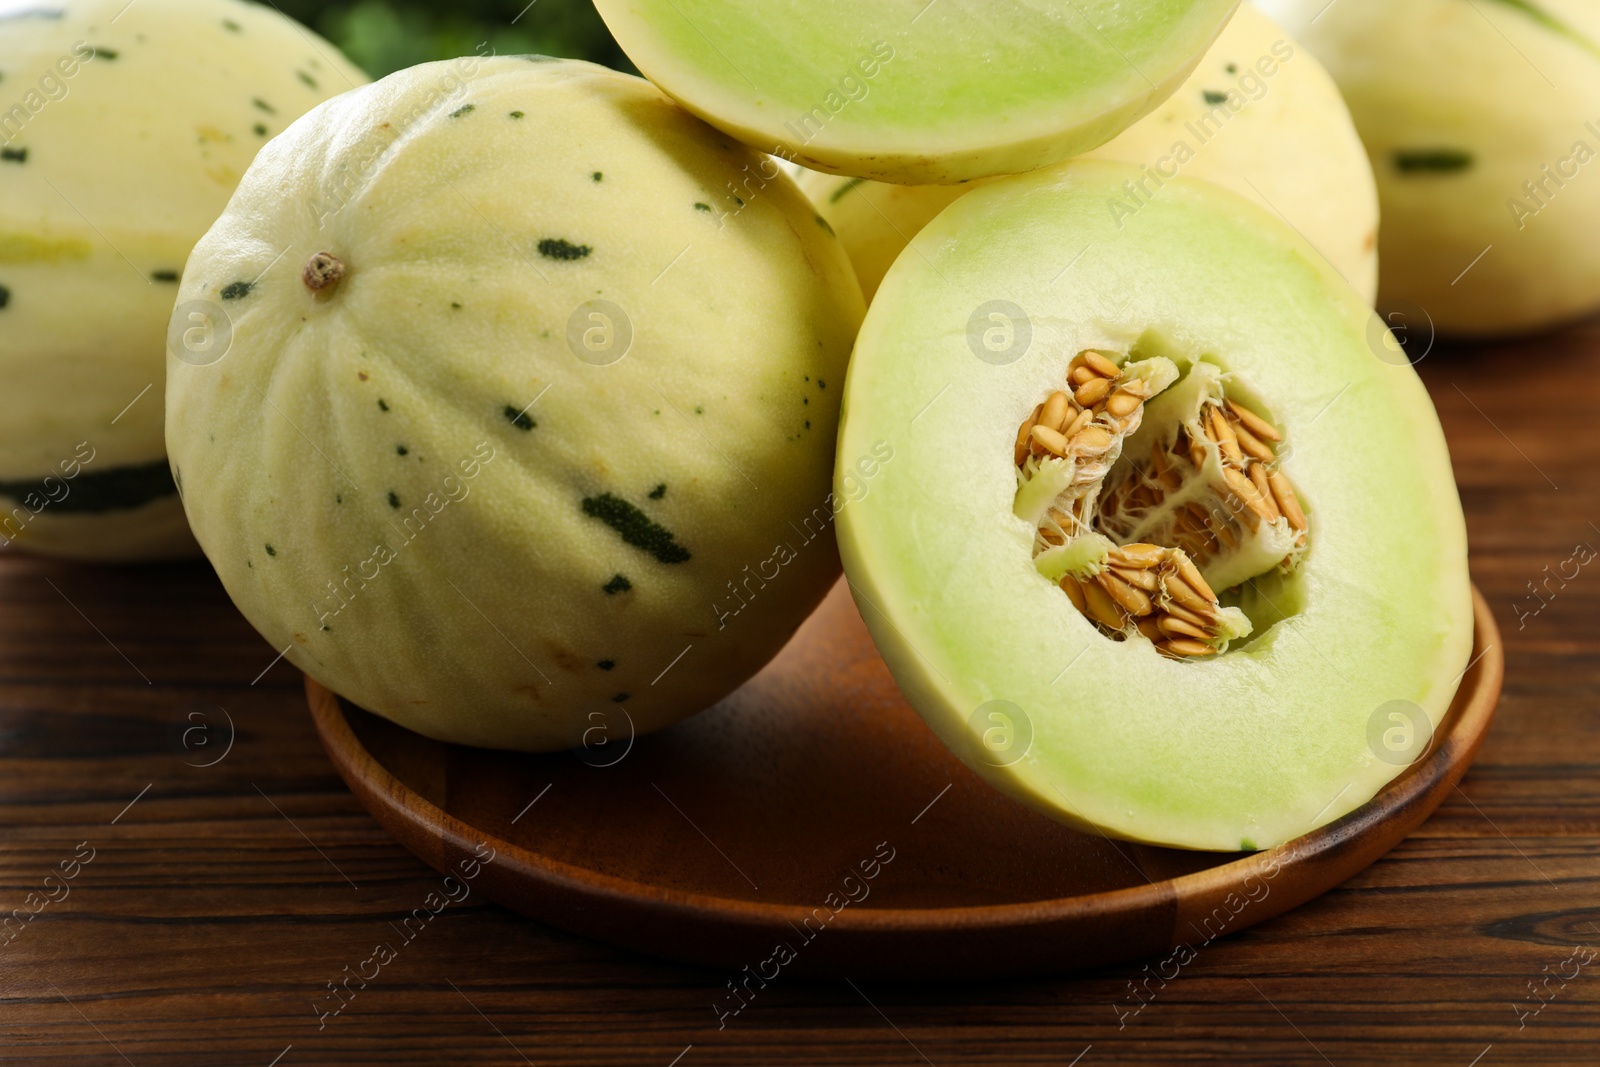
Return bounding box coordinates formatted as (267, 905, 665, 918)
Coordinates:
(167, 58, 863, 752)
(0, 0, 367, 559)
(1260, 0, 1600, 335)
(802, 2, 1377, 301)
(835, 159, 1471, 851)
(592, 0, 1238, 184)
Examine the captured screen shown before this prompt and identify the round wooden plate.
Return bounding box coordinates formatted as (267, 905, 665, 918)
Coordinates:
(307, 580, 1502, 980)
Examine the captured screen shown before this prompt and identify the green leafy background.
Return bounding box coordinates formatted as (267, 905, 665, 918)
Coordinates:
(270, 0, 631, 77)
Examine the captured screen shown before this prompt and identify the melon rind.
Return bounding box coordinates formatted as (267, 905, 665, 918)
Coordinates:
(835, 159, 1471, 851)
(592, 0, 1239, 184)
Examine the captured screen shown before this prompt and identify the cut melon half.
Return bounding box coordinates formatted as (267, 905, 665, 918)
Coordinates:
(592, 0, 1239, 183)
(835, 159, 1471, 850)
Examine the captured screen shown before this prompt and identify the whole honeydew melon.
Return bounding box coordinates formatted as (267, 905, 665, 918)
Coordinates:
(804, 3, 1378, 303)
(591, 0, 1240, 184)
(1260, 0, 1600, 335)
(0, 0, 366, 560)
(166, 57, 864, 751)
(836, 159, 1471, 851)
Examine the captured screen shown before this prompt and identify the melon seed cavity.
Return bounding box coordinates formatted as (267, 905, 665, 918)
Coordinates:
(1014, 350, 1309, 659)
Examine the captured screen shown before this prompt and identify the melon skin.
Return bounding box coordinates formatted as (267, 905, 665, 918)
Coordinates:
(836, 159, 1471, 851)
(592, 0, 1240, 184)
(803, 3, 1378, 304)
(166, 57, 864, 752)
(1259, 0, 1600, 336)
(0, 0, 367, 560)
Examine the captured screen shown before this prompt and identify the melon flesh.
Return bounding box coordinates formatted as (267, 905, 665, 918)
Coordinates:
(803, 3, 1377, 303)
(835, 159, 1471, 851)
(0, 0, 367, 559)
(166, 58, 863, 752)
(592, 0, 1239, 184)
(1259, 0, 1600, 335)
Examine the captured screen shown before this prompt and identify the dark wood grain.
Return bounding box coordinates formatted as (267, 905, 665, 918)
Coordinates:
(0, 329, 1597, 1065)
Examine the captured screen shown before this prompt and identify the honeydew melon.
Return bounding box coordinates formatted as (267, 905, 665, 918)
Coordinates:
(1260, 0, 1600, 335)
(803, 3, 1378, 303)
(0, 0, 367, 560)
(591, 0, 1240, 184)
(166, 57, 864, 751)
(835, 159, 1471, 850)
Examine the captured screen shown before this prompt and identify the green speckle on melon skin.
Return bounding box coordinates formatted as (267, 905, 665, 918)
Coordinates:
(254, 97, 276, 114)
(1392, 148, 1474, 174)
(449, 103, 475, 118)
(377, 399, 389, 412)
(648, 483, 666, 499)
(387, 491, 400, 509)
(602, 574, 632, 595)
(1202, 89, 1228, 104)
(597, 659, 615, 669)
(503, 405, 535, 430)
(150, 270, 179, 283)
(612, 692, 629, 703)
(0, 147, 27, 163)
(582, 493, 690, 564)
(509, 111, 524, 119)
(264, 544, 276, 557)
(0, 285, 8, 309)
(220, 280, 254, 300)
(537, 237, 592, 260)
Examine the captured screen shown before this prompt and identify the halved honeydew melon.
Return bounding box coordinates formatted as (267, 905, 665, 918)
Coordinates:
(835, 159, 1470, 850)
(802, 3, 1378, 303)
(592, 0, 1239, 184)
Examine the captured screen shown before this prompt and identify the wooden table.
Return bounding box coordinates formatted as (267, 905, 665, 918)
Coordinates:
(1, 329, 1595, 1065)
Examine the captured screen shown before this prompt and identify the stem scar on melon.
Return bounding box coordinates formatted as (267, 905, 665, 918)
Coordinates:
(302, 251, 344, 293)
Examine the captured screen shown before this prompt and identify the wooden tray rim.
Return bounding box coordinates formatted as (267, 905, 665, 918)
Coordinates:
(307, 586, 1503, 933)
